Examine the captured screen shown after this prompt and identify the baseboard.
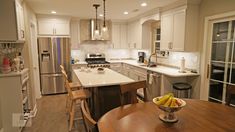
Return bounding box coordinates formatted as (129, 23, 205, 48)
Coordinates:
(30, 104, 37, 118)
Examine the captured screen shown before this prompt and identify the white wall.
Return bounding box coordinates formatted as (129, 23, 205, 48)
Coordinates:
(21, 1, 39, 110)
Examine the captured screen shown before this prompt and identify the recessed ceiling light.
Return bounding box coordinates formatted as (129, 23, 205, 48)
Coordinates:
(141, 2, 147, 7)
(99, 14, 103, 17)
(51, 11, 56, 14)
(123, 11, 129, 15)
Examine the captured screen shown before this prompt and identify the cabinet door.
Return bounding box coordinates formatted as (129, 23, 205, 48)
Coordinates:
(133, 21, 142, 49)
(160, 14, 173, 50)
(70, 20, 80, 49)
(112, 24, 121, 48)
(15, 1, 25, 40)
(173, 10, 185, 51)
(120, 24, 128, 48)
(54, 22, 70, 36)
(38, 21, 54, 35)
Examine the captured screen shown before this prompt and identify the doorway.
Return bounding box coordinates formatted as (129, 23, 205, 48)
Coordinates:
(204, 16, 235, 105)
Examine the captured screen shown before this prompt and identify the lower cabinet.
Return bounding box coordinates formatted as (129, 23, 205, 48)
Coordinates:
(0, 69, 31, 132)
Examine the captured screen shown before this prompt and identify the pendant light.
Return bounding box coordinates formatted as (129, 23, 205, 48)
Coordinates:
(93, 4, 100, 40)
(102, 0, 107, 32)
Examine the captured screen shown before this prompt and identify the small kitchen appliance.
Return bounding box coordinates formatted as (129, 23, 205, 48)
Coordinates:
(138, 52, 145, 63)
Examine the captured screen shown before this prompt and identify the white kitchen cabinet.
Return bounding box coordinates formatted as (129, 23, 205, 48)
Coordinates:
(112, 23, 128, 49)
(127, 20, 151, 49)
(127, 20, 142, 49)
(70, 20, 80, 49)
(0, 0, 25, 42)
(0, 69, 31, 132)
(110, 63, 122, 73)
(160, 5, 199, 51)
(37, 16, 70, 36)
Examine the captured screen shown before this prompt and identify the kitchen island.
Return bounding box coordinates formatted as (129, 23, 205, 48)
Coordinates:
(73, 68, 134, 119)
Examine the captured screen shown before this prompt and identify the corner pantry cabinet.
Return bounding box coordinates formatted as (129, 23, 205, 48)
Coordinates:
(0, 69, 31, 132)
(160, 5, 199, 51)
(37, 16, 71, 36)
(0, 0, 25, 42)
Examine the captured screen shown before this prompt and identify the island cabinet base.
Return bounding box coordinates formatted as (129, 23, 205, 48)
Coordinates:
(90, 85, 122, 120)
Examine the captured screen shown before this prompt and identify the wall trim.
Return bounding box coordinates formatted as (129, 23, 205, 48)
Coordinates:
(200, 11, 235, 100)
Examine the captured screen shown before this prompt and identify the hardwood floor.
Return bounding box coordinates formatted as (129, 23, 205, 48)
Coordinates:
(23, 94, 85, 132)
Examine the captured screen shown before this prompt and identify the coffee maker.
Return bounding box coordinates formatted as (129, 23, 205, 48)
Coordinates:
(138, 52, 145, 63)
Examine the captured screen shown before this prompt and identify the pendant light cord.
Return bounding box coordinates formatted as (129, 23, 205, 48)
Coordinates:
(103, 0, 106, 27)
(93, 4, 100, 30)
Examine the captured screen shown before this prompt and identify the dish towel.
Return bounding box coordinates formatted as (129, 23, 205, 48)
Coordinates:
(149, 73, 154, 84)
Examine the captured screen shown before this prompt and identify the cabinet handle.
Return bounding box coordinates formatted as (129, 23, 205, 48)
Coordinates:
(207, 64, 210, 79)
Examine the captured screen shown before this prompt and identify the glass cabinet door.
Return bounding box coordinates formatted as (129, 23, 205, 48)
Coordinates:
(209, 20, 235, 105)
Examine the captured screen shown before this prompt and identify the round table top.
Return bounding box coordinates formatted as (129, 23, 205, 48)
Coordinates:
(98, 99, 235, 132)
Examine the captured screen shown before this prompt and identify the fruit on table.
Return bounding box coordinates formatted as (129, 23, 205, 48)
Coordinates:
(153, 93, 173, 105)
(153, 93, 183, 107)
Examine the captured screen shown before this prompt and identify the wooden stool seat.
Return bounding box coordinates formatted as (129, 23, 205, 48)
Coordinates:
(69, 82, 82, 89)
(72, 89, 91, 100)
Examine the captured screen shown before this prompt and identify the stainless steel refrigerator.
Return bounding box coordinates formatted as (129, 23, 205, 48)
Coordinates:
(38, 37, 71, 95)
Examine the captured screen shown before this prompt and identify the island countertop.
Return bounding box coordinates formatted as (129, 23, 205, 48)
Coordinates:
(73, 68, 134, 87)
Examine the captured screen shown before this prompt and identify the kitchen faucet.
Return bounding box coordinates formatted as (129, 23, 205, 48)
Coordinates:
(148, 52, 157, 67)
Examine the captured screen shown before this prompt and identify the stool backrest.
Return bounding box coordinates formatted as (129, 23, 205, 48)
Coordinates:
(119, 80, 147, 105)
(81, 100, 98, 132)
(226, 84, 235, 106)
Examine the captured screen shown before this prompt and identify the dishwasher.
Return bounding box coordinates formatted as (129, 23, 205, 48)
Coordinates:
(146, 70, 161, 101)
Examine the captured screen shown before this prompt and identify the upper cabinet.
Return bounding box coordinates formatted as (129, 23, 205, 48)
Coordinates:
(37, 16, 70, 36)
(160, 5, 199, 52)
(0, 0, 25, 42)
(112, 22, 128, 49)
(127, 20, 142, 49)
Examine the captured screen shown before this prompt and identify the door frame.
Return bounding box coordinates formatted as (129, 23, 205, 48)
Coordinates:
(200, 11, 235, 101)
(29, 21, 42, 99)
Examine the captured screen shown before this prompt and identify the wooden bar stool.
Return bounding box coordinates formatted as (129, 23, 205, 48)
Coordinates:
(226, 84, 235, 106)
(119, 80, 147, 105)
(64, 77, 91, 131)
(172, 82, 192, 98)
(81, 100, 98, 132)
(60, 65, 81, 90)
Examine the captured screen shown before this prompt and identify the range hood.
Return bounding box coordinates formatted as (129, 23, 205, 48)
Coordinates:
(80, 19, 111, 42)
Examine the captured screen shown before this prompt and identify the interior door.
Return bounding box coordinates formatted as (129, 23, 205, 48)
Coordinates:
(30, 23, 41, 99)
(207, 18, 235, 105)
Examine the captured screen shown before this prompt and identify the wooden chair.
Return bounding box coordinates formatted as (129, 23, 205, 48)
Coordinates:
(64, 77, 91, 131)
(226, 84, 235, 106)
(81, 100, 98, 132)
(119, 80, 147, 105)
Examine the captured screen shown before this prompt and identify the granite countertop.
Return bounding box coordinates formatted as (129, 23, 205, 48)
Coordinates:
(73, 68, 134, 87)
(72, 60, 199, 77)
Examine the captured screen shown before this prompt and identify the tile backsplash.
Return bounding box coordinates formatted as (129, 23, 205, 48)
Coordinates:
(71, 43, 199, 72)
(157, 52, 200, 72)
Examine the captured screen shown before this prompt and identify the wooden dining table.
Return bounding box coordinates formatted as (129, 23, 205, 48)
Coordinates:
(98, 99, 235, 132)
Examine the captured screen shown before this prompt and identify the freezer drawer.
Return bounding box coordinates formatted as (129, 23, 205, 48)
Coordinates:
(40, 74, 66, 95)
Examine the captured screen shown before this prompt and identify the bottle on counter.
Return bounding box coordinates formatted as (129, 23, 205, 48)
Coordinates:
(18, 52, 24, 70)
(179, 57, 185, 73)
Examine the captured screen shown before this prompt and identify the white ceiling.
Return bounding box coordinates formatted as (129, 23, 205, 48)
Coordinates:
(25, 0, 181, 20)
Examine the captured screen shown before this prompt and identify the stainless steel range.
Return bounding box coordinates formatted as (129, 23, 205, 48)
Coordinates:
(85, 53, 110, 68)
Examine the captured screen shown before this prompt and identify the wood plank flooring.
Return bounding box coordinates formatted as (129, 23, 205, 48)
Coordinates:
(23, 94, 85, 132)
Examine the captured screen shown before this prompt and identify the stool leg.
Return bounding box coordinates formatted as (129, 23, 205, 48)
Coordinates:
(69, 101, 75, 131)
